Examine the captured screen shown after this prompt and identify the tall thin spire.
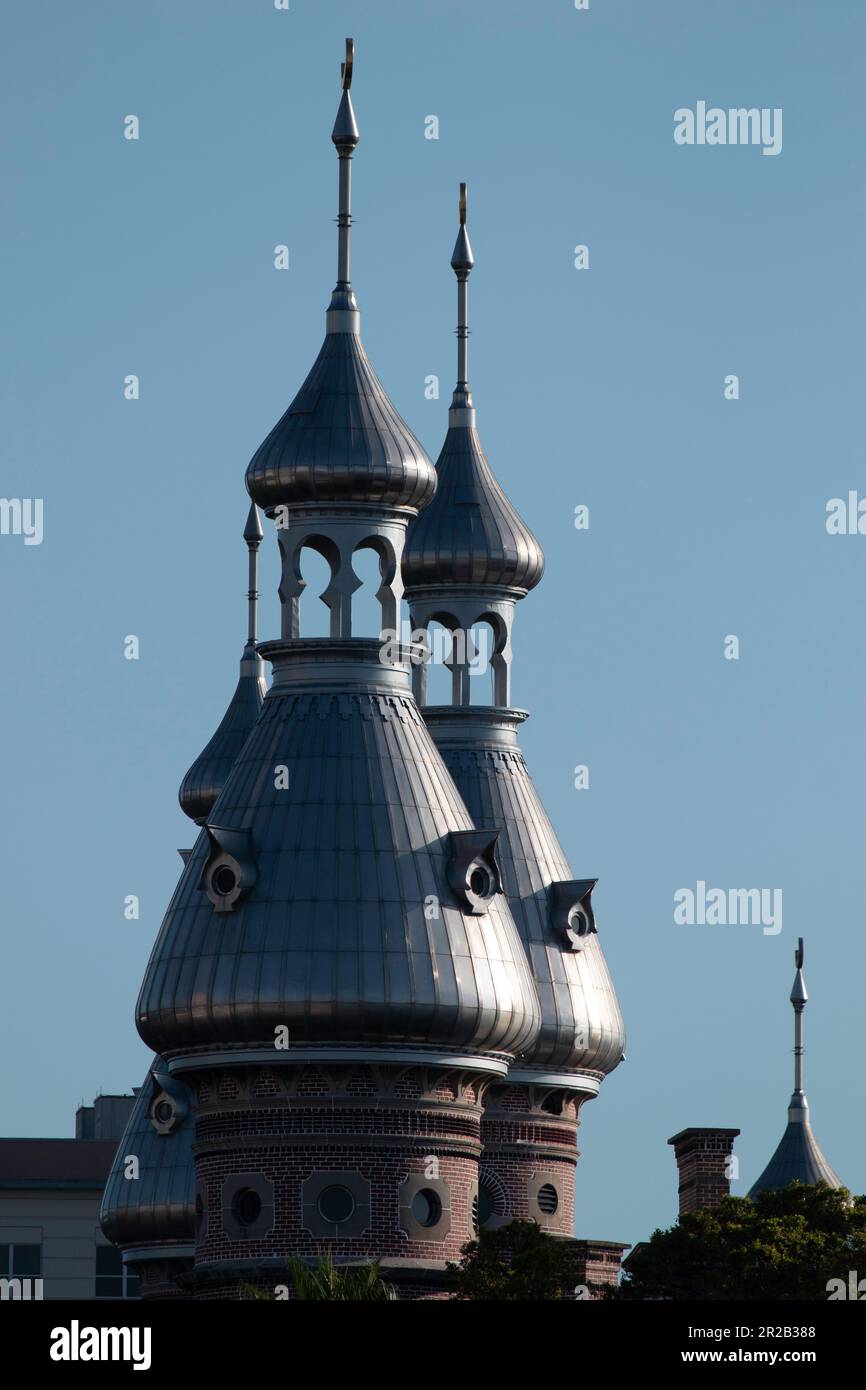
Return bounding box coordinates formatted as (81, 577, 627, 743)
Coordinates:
(243, 501, 263, 646)
(748, 938, 842, 1197)
(328, 37, 360, 332)
(450, 182, 475, 420)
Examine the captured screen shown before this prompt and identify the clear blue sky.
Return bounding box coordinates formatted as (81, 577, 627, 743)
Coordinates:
(2, 0, 863, 1247)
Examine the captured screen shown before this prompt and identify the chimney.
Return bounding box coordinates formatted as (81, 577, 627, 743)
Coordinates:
(667, 1128, 741, 1216)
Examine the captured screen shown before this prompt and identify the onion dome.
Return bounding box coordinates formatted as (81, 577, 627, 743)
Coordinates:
(245, 40, 435, 517)
(749, 940, 843, 1197)
(99, 1057, 195, 1252)
(402, 185, 543, 596)
(178, 505, 268, 824)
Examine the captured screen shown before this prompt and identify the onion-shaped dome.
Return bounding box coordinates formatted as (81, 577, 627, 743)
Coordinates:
(402, 183, 542, 596)
(402, 423, 544, 594)
(178, 641, 267, 823)
(99, 1058, 195, 1249)
(245, 332, 436, 514)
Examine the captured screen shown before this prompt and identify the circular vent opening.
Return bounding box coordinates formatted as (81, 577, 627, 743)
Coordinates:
(212, 865, 238, 897)
(233, 1188, 263, 1227)
(411, 1188, 443, 1228)
(537, 1183, 559, 1216)
(317, 1185, 355, 1224)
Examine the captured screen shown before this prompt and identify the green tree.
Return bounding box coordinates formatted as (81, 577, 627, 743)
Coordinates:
(610, 1183, 866, 1301)
(447, 1219, 581, 1300)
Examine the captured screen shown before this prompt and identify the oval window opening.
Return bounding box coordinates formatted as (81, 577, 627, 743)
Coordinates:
(317, 1185, 355, 1224)
(537, 1183, 558, 1215)
(233, 1188, 263, 1227)
(411, 1188, 442, 1228)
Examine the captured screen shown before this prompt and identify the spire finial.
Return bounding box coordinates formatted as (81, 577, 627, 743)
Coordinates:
(244, 502, 263, 646)
(450, 182, 475, 419)
(790, 935, 808, 1101)
(328, 38, 360, 332)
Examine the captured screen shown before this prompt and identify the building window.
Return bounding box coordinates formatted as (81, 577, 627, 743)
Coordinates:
(94, 1245, 140, 1299)
(1, 1243, 41, 1279)
(537, 1183, 559, 1215)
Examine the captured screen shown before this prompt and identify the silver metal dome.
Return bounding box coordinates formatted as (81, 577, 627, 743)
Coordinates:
(99, 1057, 195, 1248)
(426, 709, 625, 1073)
(138, 642, 542, 1058)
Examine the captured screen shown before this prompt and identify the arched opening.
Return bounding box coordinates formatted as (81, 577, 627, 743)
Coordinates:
(425, 619, 455, 705)
(297, 544, 333, 638)
(351, 544, 384, 638)
(466, 621, 495, 705)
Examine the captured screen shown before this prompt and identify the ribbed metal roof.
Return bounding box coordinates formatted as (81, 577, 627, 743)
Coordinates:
(138, 643, 541, 1058)
(748, 1095, 842, 1198)
(246, 331, 436, 514)
(178, 642, 267, 824)
(427, 710, 625, 1073)
(403, 421, 544, 594)
(99, 1058, 195, 1248)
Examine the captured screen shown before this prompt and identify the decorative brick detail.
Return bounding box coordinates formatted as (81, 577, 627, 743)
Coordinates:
(180, 1059, 490, 1299)
(479, 1082, 594, 1237)
(667, 1127, 741, 1216)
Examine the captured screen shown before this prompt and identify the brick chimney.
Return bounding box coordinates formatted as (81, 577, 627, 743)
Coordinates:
(667, 1128, 740, 1216)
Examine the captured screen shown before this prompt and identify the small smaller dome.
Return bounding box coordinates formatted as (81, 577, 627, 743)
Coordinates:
(178, 643, 266, 823)
(403, 423, 544, 595)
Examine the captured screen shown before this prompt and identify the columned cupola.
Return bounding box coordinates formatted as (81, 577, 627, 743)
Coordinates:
(134, 45, 540, 1299)
(404, 188, 625, 1239)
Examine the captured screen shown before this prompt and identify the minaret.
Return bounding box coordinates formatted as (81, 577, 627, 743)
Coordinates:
(178, 503, 268, 824)
(403, 186, 625, 1239)
(748, 940, 842, 1197)
(135, 44, 540, 1300)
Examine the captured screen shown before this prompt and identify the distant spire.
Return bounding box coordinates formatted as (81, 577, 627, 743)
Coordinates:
(748, 938, 842, 1198)
(243, 501, 263, 647)
(450, 182, 475, 421)
(328, 38, 360, 332)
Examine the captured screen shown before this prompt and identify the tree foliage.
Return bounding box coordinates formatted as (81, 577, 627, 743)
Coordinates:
(611, 1183, 866, 1301)
(447, 1219, 580, 1301)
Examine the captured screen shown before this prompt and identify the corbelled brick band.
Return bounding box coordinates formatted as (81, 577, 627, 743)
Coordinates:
(175, 1059, 496, 1299)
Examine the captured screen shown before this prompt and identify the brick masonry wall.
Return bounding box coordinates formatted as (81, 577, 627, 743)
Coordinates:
(183, 1061, 488, 1299)
(479, 1083, 586, 1237)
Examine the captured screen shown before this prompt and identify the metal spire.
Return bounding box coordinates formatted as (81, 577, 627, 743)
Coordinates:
(450, 182, 475, 421)
(243, 501, 263, 646)
(790, 936, 807, 1096)
(747, 936, 842, 1197)
(328, 38, 360, 332)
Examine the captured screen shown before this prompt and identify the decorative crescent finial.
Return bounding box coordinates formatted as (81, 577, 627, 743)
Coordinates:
(795, 938, 804, 969)
(341, 37, 354, 90)
(459, 182, 467, 226)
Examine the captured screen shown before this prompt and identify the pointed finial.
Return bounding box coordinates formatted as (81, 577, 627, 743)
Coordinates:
(243, 501, 263, 549)
(791, 936, 808, 1007)
(332, 38, 359, 150)
(451, 182, 474, 273)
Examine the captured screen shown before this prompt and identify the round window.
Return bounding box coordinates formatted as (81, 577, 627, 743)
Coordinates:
(212, 864, 238, 897)
(411, 1188, 443, 1228)
(153, 1098, 174, 1125)
(317, 1185, 355, 1224)
(537, 1183, 559, 1215)
(233, 1188, 263, 1227)
(468, 864, 493, 899)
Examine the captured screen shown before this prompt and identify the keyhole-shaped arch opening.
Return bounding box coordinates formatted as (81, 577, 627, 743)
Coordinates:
(351, 544, 384, 638)
(296, 538, 338, 638)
